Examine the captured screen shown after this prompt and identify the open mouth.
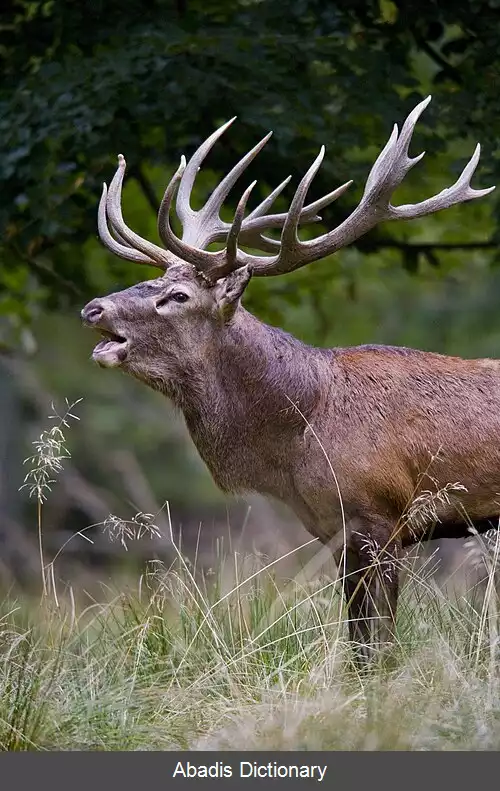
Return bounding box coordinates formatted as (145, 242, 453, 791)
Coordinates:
(93, 330, 128, 368)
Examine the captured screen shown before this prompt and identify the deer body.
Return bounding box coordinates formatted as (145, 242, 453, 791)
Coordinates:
(128, 300, 500, 542)
(171, 313, 500, 544)
(81, 96, 497, 658)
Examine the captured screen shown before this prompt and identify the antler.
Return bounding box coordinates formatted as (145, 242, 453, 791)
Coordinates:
(236, 95, 495, 277)
(98, 159, 177, 269)
(97, 119, 340, 274)
(98, 96, 495, 279)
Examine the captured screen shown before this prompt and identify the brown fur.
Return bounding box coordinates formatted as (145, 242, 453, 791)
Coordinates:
(82, 263, 500, 659)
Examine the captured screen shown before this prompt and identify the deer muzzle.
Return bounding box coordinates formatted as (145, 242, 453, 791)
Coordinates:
(81, 298, 129, 369)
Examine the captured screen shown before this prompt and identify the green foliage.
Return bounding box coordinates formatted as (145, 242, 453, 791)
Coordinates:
(1, 0, 500, 332)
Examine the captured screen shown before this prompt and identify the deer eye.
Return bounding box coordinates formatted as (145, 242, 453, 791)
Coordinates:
(171, 292, 189, 303)
(155, 291, 189, 310)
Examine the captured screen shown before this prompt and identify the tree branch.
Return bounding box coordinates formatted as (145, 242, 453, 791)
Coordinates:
(5, 241, 83, 296)
(360, 239, 499, 253)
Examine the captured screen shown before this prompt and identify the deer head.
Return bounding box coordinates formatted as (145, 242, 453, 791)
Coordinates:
(82, 96, 494, 397)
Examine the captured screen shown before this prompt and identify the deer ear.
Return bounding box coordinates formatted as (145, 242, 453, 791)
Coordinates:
(215, 265, 252, 321)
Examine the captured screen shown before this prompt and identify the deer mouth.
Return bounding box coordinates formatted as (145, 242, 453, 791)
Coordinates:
(93, 330, 128, 368)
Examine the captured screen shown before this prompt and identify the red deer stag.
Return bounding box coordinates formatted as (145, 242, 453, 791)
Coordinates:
(82, 96, 496, 659)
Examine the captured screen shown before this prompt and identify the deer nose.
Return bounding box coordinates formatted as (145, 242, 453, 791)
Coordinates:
(81, 299, 105, 324)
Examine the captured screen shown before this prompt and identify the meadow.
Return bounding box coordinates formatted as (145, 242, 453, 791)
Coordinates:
(2, 402, 500, 751)
(2, 534, 500, 751)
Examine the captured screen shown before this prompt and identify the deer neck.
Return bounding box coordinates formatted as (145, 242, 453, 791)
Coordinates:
(179, 309, 324, 493)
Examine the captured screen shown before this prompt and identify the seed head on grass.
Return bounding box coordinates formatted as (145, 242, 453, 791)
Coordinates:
(20, 398, 82, 502)
(102, 512, 162, 551)
(19, 397, 82, 598)
(404, 478, 468, 536)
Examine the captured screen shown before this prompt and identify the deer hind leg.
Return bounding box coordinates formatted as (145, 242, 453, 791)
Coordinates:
(338, 522, 401, 663)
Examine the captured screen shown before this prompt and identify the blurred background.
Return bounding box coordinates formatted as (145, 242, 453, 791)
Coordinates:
(1, 0, 499, 594)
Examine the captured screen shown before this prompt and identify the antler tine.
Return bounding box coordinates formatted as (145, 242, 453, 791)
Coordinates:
(105, 155, 176, 269)
(98, 183, 161, 267)
(157, 154, 186, 248)
(362, 96, 429, 203)
(157, 119, 267, 250)
(234, 176, 293, 253)
(200, 133, 272, 228)
(175, 117, 237, 225)
(245, 176, 292, 221)
(229, 150, 350, 269)
(279, 146, 329, 264)
(389, 143, 495, 220)
(157, 119, 283, 268)
(201, 176, 295, 254)
(107, 208, 142, 250)
(223, 180, 258, 277)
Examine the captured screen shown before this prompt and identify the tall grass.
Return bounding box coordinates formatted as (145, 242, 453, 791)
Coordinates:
(1, 549, 500, 750)
(2, 400, 500, 750)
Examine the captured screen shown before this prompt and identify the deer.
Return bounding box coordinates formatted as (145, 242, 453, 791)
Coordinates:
(81, 96, 497, 660)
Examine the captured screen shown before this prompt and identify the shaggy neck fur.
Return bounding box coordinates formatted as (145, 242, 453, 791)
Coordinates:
(175, 308, 329, 492)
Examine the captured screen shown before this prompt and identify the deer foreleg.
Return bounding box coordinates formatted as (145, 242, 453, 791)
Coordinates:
(337, 521, 400, 662)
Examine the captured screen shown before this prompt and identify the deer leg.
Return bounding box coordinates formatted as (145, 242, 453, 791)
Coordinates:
(338, 521, 401, 662)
